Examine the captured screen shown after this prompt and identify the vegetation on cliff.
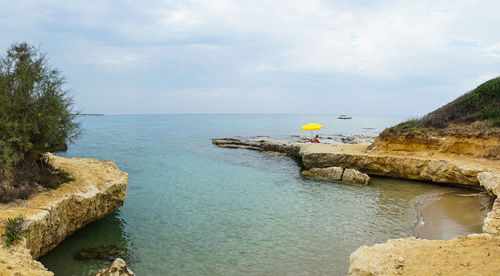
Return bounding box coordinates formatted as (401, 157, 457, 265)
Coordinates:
(0, 42, 80, 202)
(387, 76, 500, 132)
(2, 217, 30, 246)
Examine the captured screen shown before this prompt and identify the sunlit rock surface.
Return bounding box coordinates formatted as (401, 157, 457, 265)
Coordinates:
(95, 258, 135, 276)
(349, 234, 500, 276)
(0, 154, 129, 275)
(341, 168, 370, 185)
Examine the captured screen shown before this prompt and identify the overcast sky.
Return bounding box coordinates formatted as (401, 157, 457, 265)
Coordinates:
(1, 0, 499, 115)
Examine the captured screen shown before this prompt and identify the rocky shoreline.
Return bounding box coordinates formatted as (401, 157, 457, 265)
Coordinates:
(213, 136, 500, 275)
(212, 137, 499, 186)
(0, 154, 129, 275)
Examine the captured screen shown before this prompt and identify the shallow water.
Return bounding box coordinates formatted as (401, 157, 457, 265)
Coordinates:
(414, 192, 492, 240)
(39, 114, 484, 275)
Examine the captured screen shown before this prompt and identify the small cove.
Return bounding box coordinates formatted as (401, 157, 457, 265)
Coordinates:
(39, 114, 489, 275)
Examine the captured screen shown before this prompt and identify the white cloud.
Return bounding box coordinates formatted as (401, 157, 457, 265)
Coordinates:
(1, 0, 499, 114)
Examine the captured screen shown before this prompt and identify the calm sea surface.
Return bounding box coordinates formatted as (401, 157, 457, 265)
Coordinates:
(39, 114, 480, 275)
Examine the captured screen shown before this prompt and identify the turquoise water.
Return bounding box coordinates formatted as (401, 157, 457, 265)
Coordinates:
(39, 114, 477, 275)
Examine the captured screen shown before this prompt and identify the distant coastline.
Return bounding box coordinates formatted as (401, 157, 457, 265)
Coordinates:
(78, 113, 105, 116)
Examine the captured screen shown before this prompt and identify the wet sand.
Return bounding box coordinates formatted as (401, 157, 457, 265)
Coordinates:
(414, 191, 494, 240)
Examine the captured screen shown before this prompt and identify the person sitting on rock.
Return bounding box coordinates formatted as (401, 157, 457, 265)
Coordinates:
(312, 135, 320, 143)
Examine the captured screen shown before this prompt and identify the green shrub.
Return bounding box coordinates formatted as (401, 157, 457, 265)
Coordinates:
(2, 217, 30, 246)
(50, 168, 75, 189)
(415, 76, 500, 129)
(0, 42, 80, 201)
(0, 42, 80, 174)
(492, 117, 500, 127)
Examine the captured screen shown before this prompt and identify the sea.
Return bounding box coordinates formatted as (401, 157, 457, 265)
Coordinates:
(38, 114, 484, 275)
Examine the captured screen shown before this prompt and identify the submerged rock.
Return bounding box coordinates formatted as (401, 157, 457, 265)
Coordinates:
(95, 258, 135, 276)
(75, 245, 130, 261)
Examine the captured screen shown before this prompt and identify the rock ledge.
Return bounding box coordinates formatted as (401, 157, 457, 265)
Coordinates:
(0, 154, 129, 275)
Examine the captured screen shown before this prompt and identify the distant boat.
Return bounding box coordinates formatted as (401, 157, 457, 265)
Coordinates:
(338, 115, 352, 120)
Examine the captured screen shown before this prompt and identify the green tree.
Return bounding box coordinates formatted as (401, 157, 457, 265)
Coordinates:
(0, 42, 80, 176)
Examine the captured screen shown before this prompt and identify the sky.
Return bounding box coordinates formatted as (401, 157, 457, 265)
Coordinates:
(0, 0, 499, 116)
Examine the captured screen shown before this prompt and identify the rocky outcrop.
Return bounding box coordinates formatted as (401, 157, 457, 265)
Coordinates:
(349, 234, 500, 275)
(301, 167, 370, 184)
(349, 171, 500, 275)
(483, 199, 500, 235)
(95, 258, 135, 276)
(370, 130, 500, 159)
(212, 138, 301, 157)
(301, 167, 344, 182)
(0, 240, 53, 276)
(213, 138, 497, 187)
(478, 172, 500, 235)
(0, 154, 129, 275)
(301, 151, 483, 185)
(342, 169, 370, 185)
(478, 172, 500, 196)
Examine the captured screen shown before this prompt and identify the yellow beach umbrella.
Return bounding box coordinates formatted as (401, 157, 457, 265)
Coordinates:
(300, 123, 323, 140)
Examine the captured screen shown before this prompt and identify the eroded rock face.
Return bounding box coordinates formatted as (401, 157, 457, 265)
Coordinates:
(478, 172, 500, 196)
(483, 198, 500, 235)
(301, 167, 371, 185)
(213, 138, 489, 186)
(342, 169, 370, 185)
(370, 130, 500, 159)
(349, 234, 500, 276)
(0, 154, 129, 275)
(478, 172, 500, 235)
(301, 152, 481, 186)
(0, 240, 53, 276)
(95, 258, 135, 276)
(23, 154, 129, 258)
(301, 167, 344, 182)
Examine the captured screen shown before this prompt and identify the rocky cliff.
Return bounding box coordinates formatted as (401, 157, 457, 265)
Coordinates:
(370, 129, 500, 159)
(0, 154, 129, 275)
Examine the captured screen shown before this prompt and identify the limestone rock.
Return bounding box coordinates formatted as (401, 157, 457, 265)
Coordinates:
(349, 234, 500, 276)
(0, 154, 129, 275)
(301, 167, 343, 181)
(301, 152, 482, 186)
(0, 241, 53, 276)
(95, 258, 135, 276)
(483, 198, 500, 235)
(370, 130, 500, 159)
(213, 137, 494, 186)
(212, 138, 301, 156)
(478, 172, 500, 197)
(342, 169, 370, 184)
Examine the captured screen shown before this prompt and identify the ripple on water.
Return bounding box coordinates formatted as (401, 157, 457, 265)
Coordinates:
(39, 115, 486, 275)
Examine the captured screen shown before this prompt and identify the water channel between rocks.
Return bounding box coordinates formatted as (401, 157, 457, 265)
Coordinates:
(38, 114, 491, 275)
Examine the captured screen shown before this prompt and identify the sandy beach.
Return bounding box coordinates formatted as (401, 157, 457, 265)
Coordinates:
(414, 191, 493, 240)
